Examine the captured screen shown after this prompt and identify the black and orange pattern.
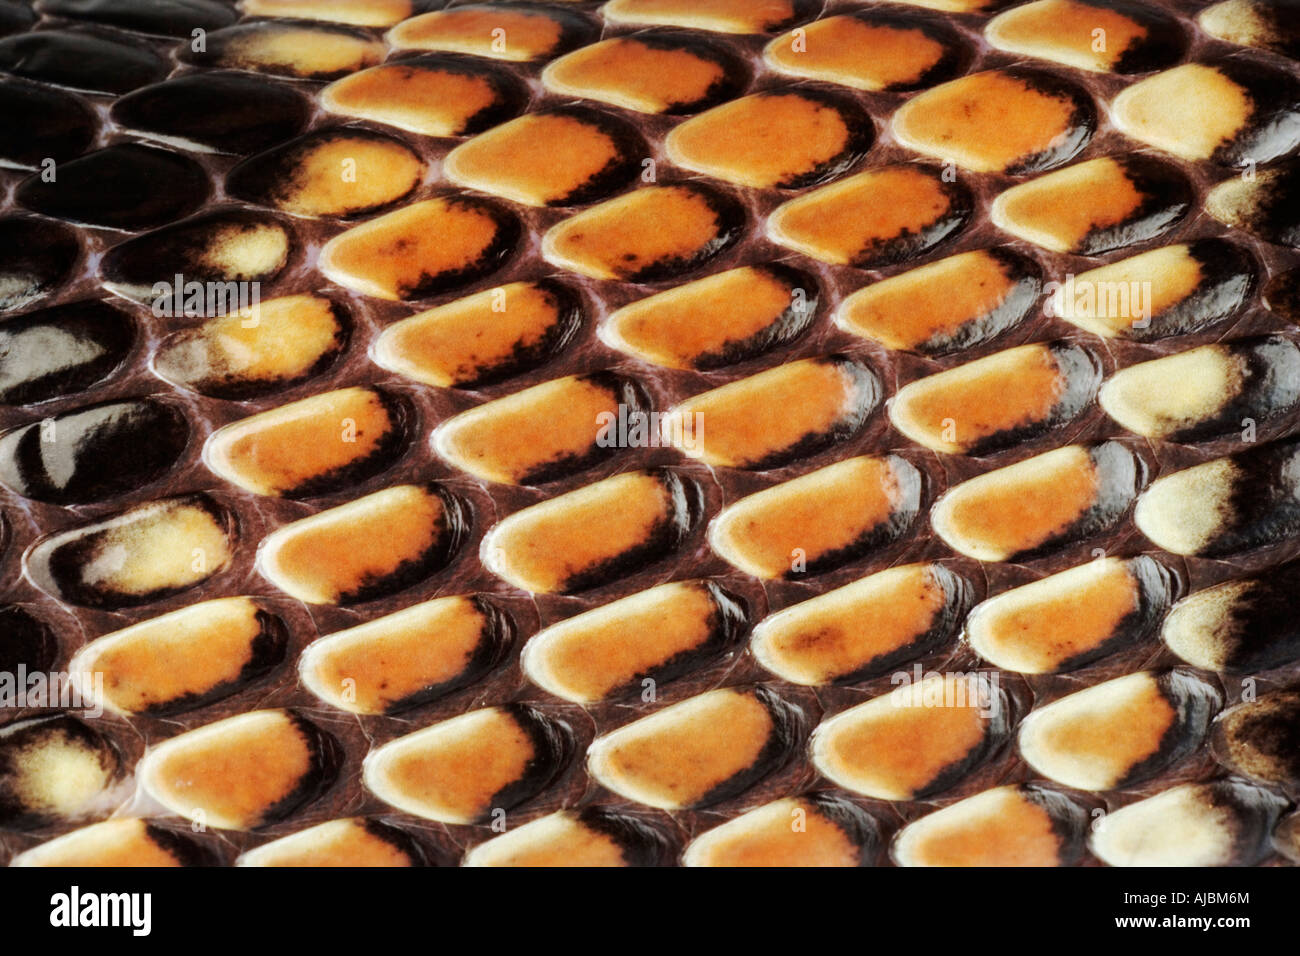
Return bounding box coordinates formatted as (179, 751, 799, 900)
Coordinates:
(1, 0, 1300, 870)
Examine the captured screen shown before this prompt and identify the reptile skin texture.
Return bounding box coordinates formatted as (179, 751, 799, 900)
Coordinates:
(2, 0, 1300, 867)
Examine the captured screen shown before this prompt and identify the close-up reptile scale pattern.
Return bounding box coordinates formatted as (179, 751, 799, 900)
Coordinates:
(1, 0, 1299, 868)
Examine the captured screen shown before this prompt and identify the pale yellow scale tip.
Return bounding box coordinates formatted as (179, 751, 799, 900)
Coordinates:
(1198, 0, 1273, 49)
(1111, 64, 1251, 162)
(1133, 458, 1238, 555)
(1099, 346, 1240, 439)
(1159, 580, 1252, 670)
(1089, 784, 1237, 866)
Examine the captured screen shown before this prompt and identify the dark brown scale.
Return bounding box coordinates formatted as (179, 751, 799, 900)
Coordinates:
(99, 208, 294, 300)
(1201, 778, 1287, 864)
(1203, 435, 1300, 557)
(1221, 159, 1300, 247)
(334, 484, 468, 606)
(17, 144, 211, 232)
(575, 806, 678, 866)
(152, 299, 351, 401)
(1001, 69, 1097, 175)
(836, 565, 972, 684)
(0, 300, 135, 405)
(375, 54, 530, 135)
(1265, 265, 1300, 319)
(1211, 687, 1300, 790)
(458, 2, 601, 59)
(178, 21, 380, 82)
(0, 28, 168, 94)
(0, 77, 95, 168)
(618, 30, 750, 113)
(734, 356, 880, 471)
(621, 183, 746, 284)
(0, 3, 34, 37)
(1206, 59, 1300, 167)
(847, 11, 970, 92)
(512, 372, 652, 486)
(525, 106, 650, 207)
(1112, 669, 1222, 790)
(803, 792, 882, 865)
(112, 73, 313, 156)
(1183, 562, 1300, 671)
(35, 493, 238, 610)
(141, 823, 221, 866)
(1050, 555, 1180, 673)
(1019, 785, 1092, 865)
(0, 217, 79, 313)
(689, 263, 818, 369)
(132, 608, 290, 718)
(1102, 0, 1188, 73)
(916, 248, 1042, 357)
(358, 818, 432, 867)
(757, 88, 875, 190)
(1217, 0, 1300, 59)
(453, 280, 583, 389)
(0, 398, 190, 505)
(37, 0, 237, 37)
(693, 686, 804, 808)
(911, 674, 1013, 800)
(0, 605, 57, 679)
(226, 128, 424, 219)
(603, 581, 750, 700)
(1168, 336, 1300, 442)
(396, 196, 520, 300)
